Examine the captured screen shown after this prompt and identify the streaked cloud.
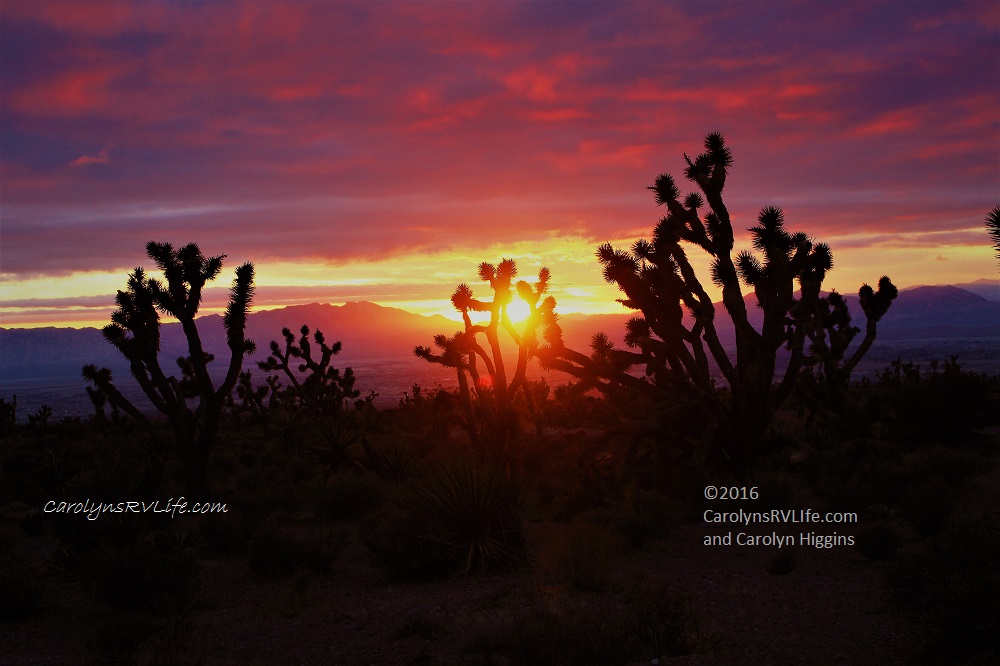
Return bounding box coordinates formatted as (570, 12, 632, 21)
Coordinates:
(1, 1, 997, 327)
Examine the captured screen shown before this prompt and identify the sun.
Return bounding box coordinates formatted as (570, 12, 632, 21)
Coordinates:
(505, 299, 531, 326)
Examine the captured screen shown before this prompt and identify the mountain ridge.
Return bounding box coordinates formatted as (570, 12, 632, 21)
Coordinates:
(2, 285, 997, 384)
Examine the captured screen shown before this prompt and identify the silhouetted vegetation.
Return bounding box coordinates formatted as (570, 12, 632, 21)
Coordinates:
(0, 396, 15, 437)
(82, 241, 256, 495)
(416, 259, 555, 465)
(537, 133, 897, 468)
(2, 176, 996, 663)
(256, 324, 360, 413)
(987, 205, 1000, 265)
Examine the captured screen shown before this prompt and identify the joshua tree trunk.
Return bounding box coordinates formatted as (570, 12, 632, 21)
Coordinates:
(417, 260, 556, 469)
(536, 133, 896, 469)
(84, 241, 255, 495)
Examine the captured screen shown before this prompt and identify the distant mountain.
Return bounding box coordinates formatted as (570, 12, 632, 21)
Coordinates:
(874, 285, 1000, 339)
(0, 301, 461, 383)
(928, 278, 998, 302)
(557, 285, 1000, 350)
(2, 287, 997, 387)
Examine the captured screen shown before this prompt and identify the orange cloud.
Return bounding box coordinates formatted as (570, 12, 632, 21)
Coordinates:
(1, 1, 997, 329)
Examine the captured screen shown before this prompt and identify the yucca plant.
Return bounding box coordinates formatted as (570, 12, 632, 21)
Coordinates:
(310, 413, 365, 480)
(407, 456, 525, 576)
(364, 438, 420, 482)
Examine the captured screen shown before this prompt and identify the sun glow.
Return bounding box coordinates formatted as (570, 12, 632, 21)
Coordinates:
(505, 299, 531, 326)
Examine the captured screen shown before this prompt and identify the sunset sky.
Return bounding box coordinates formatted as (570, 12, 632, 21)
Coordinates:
(1, 0, 998, 329)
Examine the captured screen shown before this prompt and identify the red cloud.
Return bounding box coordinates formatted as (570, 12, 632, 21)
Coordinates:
(1, 0, 996, 318)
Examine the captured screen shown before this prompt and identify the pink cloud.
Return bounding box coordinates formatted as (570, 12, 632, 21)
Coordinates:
(70, 147, 111, 167)
(1, 1, 996, 318)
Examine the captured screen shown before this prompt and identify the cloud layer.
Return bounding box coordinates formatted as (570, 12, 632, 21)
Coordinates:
(1, 1, 997, 325)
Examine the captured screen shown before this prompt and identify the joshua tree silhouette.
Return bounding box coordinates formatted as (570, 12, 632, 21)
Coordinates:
(416, 259, 554, 464)
(536, 133, 896, 467)
(987, 206, 1000, 267)
(257, 324, 360, 412)
(83, 241, 255, 495)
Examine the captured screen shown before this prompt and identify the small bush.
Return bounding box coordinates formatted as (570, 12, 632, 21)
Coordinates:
(365, 438, 421, 482)
(406, 457, 525, 576)
(888, 484, 1000, 663)
(364, 457, 525, 579)
(881, 359, 997, 446)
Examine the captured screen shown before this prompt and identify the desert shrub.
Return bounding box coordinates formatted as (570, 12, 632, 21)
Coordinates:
(545, 519, 622, 591)
(263, 406, 307, 453)
(309, 413, 365, 479)
(408, 456, 525, 576)
(364, 456, 525, 579)
(82, 543, 197, 610)
(552, 451, 617, 523)
(364, 437, 421, 482)
(879, 359, 998, 447)
(0, 396, 16, 437)
(464, 579, 695, 665)
(17, 448, 80, 499)
(0, 569, 40, 621)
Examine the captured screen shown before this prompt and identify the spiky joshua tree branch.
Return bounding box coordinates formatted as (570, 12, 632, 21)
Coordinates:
(536, 133, 897, 467)
(416, 259, 555, 463)
(83, 241, 255, 495)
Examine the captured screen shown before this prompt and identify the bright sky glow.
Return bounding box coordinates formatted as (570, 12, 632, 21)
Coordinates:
(1, 1, 997, 329)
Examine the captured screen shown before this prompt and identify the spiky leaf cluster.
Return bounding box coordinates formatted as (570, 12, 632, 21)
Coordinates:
(83, 241, 257, 494)
(258, 324, 359, 411)
(418, 259, 557, 461)
(858, 276, 899, 324)
(736, 207, 833, 301)
(987, 206, 1000, 264)
(541, 132, 898, 467)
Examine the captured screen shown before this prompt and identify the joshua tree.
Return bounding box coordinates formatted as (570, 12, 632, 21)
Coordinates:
(257, 324, 359, 412)
(83, 241, 255, 495)
(416, 259, 555, 463)
(987, 206, 1000, 267)
(537, 133, 896, 467)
